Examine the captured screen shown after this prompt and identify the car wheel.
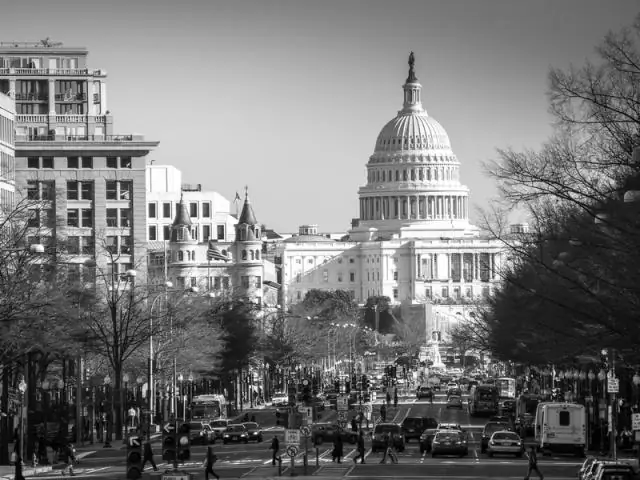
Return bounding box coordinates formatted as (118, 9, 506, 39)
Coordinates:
(480, 447, 486, 454)
(516, 452, 523, 458)
(420, 447, 425, 454)
(258, 436, 263, 443)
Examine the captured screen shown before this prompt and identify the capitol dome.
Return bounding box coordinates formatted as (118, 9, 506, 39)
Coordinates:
(375, 111, 451, 153)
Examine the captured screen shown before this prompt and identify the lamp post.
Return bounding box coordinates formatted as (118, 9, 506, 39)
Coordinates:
(177, 374, 184, 421)
(633, 373, 640, 409)
(598, 369, 607, 453)
(103, 376, 111, 448)
(17, 378, 26, 459)
(122, 373, 129, 439)
(187, 374, 194, 420)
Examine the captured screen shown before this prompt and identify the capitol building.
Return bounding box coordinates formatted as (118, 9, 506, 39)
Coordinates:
(275, 54, 506, 340)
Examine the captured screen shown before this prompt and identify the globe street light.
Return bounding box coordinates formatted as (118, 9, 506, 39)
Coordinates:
(17, 378, 27, 458)
(103, 376, 111, 448)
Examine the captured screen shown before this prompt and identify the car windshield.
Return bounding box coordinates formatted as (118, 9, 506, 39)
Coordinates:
(211, 421, 228, 427)
(420, 387, 430, 391)
(423, 429, 437, 436)
(402, 418, 422, 428)
(449, 396, 461, 401)
(244, 423, 258, 429)
(436, 432, 460, 441)
(374, 425, 400, 434)
(438, 424, 460, 430)
(493, 432, 519, 440)
(228, 425, 245, 432)
(485, 423, 508, 434)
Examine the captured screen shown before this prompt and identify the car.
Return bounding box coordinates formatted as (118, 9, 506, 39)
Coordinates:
(310, 423, 357, 445)
(242, 422, 263, 442)
(187, 421, 215, 445)
(209, 419, 232, 440)
(416, 386, 434, 400)
(437, 423, 463, 432)
(419, 428, 438, 454)
(431, 430, 468, 457)
(402, 417, 426, 443)
(271, 394, 289, 407)
(446, 382, 459, 391)
(578, 457, 598, 480)
(446, 395, 463, 409)
(480, 422, 511, 453)
(222, 424, 249, 444)
(371, 423, 405, 453)
(591, 461, 638, 480)
(486, 430, 523, 457)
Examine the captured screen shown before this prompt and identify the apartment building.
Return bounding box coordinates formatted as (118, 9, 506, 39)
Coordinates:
(0, 92, 15, 212)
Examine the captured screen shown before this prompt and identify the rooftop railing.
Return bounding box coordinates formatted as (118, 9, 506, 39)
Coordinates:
(0, 67, 105, 76)
(16, 134, 143, 142)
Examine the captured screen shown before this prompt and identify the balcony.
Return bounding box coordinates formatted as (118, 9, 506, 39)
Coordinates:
(55, 93, 86, 102)
(16, 114, 108, 123)
(0, 68, 105, 77)
(17, 134, 140, 142)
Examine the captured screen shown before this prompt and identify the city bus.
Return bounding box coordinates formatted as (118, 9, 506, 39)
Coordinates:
(495, 377, 516, 412)
(468, 384, 499, 416)
(191, 394, 227, 420)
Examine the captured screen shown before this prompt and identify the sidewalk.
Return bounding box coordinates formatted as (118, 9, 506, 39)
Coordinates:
(0, 464, 52, 480)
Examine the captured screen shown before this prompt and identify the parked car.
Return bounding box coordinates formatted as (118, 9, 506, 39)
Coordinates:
(310, 423, 357, 445)
(371, 423, 405, 452)
(416, 386, 434, 400)
(590, 461, 638, 480)
(486, 431, 524, 457)
(222, 424, 249, 444)
(187, 421, 215, 445)
(446, 395, 463, 409)
(402, 417, 426, 443)
(480, 422, 512, 453)
(210, 419, 232, 440)
(578, 457, 598, 480)
(242, 422, 263, 442)
(419, 428, 438, 454)
(431, 430, 468, 457)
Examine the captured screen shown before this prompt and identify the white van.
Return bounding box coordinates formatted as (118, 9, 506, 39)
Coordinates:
(535, 402, 586, 456)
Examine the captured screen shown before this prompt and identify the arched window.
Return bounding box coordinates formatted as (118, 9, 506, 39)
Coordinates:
(411, 169, 416, 180)
(240, 229, 246, 241)
(192, 250, 196, 261)
(250, 250, 255, 260)
(242, 250, 247, 260)
(178, 251, 184, 261)
(256, 250, 260, 260)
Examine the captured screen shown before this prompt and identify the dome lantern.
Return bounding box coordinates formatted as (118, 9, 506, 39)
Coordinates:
(402, 51, 423, 114)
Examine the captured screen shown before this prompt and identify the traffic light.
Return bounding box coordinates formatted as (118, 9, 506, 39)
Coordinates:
(362, 375, 370, 390)
(302, 379, 311, 403)
(126, 434, 143, 479)
(351, 375, 357, 388)
(177, 423, 191, 462)
(162, 424, 176, 461)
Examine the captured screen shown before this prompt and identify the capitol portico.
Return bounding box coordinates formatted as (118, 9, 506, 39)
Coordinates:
(276, 54, 506, 337)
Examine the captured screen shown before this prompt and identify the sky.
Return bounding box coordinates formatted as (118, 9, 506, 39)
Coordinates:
(3, 0, 638, 232)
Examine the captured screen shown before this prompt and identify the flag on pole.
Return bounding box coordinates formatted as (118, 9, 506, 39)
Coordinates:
(207, 240, 228, 262)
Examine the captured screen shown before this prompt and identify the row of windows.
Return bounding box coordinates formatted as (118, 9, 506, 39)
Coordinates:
(295, 271, 356, 283)
(148, 224, 226, 241)
(0, 188, 14, 211)
(148, 201, 209, 219)
(65, 208, 132, 228)
(367, 166, 458, 183)
(174, 276, 232, 290)
(0, 114, 14, 145)
(0, 151, 14, 181)
(0, 56, 79, 69)
(294, 256, 355, 265)
(27, 156, 133, 169)
(424, 286, 491, 299)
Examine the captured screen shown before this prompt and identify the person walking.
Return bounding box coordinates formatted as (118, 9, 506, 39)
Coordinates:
(141, 439, 158, 472)
(204, 445, 219, 480)
(379, 433, 390, 464)
(61, 442, 75, 476)
(270, 435, 281, 466)
(332, 435, 343, 463)
(524, 446, 543, 480)
(353, 431, 366, 464)
(387, 433, 398, 464)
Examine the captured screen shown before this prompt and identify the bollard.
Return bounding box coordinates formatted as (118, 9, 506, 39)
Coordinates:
(278, 457, 282, 476)
(290, 454, 294, 476)
(303, 453, 307, 475)
(316, 447, 319, 467)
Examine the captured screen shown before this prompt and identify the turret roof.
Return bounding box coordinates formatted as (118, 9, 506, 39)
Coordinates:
(172, 194, 192, 226)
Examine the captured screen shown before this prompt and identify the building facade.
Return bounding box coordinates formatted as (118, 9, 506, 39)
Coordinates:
(275, 54, 506, 340)
(0, 40, 158, 276)
(0, 92, 15, 212)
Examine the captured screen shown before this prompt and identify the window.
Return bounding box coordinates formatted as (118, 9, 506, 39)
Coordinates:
(81, 182, 92, 200)
(241, 276, 250, 289)
(190, 226, 198, 240)
(480, 253, 490, 282)
(120, 208, 131, 227)
(163, 203, 171, 218)
(202, 202, 211, 218)
(350, 272, 355, 282)
(453, 287, 460, 299)
(106, 157, 117, 168)
(393, 271, 398, 281)
(465, 287, 473, 298)
(67, 236, 80, 254)
(106, 208, 117, 227)
(214, 277, 221, 290)
(295, 273, 301, 283)
(68, 157, 79, 168)
(203, 225, 211, 241)
(41, 157, 53, 168)
(255, 276, 261, 288)
(558, 411, 571, 426)
(28, 209, 40, 227)
(163, 225, 171, 240)
(28, 157, 39, 168)
(106, 236, 117, 254)
(222, 277, 229, 289)
(349, 258, 355, 264)
(295, 258, 301, 264)
(106, 181, 117, 200)
(242, 250, 247, 260)
(81, 157, 93, 168)
(67, 209, 79, 227)
(323, 270, 329, 282)
(425, 287, 432, 298)
(81, 209, 93, 227)
(482, 286, 490, 298)
(255, 250, 260, 260)
(217, 225, 225, 240)
(250, 250, 255, 260)
(441, 287, 449, 298)
(119, 236, 132, 255)
(189, 202, 198, 217)
(337, 273, 343, 282)
(119, 182, 131, 200)
(82, 237, 94, 255)
(190, 277, 197, 288)
(148, 203, 157, 218)
(393, 288, 398, 299)
(120, 157, 132, 168)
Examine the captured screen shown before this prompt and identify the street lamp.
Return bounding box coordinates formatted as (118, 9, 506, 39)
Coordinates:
(122, 373, 129, 439)
(177, 374, 184, 421)
(17, 378, 26, 459)
(187, 374, 194, 419)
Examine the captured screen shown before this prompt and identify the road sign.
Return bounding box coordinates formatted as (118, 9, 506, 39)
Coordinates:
(300, 426, 311, 437)
(128, 435, 141, 447)
(286, 445, 299, 457)
(632, 413, 640, 431)
(608, 377, 619, 394)
(285, 429, 300, 445)
(338, 420, 348, 428)
(337, 395, 349, 411)
(337, 411, 348, 421)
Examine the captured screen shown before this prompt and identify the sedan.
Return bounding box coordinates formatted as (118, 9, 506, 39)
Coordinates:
(480, 422, 511, 453)
(242, 422, 263, 442)
(416, 386, 434, 400)
(310, 423, 357, 445)
(487, 431, 523, 457)
(431, 430, 468, 457)
(419, 428, 438, 454)
(222, 424, 249, 444)
(446, 395, 463, 409)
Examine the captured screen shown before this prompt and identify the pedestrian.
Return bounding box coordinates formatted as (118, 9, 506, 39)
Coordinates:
(380, 403, 387, 422)
(351, 417, 358, 433)
(203, 445, 219, 480)
(243, 413, 249, 422)
(270, 435, 281, 466)
(387, 433, 398, 464)
(393, 390, 398, 408)
(353, 430, 366, 464)
(379, 433, 390, 463)
(37, 436, 48, 465)
(332, 435, 343, 463)
(61, 442, 75, 476)
(524, 446, 543, 480)
(141, 439, 158, 472)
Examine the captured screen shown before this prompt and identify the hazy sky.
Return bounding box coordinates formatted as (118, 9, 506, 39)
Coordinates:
(3, 0, 638, 232)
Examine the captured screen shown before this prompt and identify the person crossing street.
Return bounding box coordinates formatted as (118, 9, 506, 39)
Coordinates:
(141, 439, 158, 472)
(353, 431, 366, 464)
(270, 435, 281, 466)
(524, 446, 544, 480)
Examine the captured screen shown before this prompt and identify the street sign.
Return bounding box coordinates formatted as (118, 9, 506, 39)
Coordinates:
(128, 435, 141, 447)
(300, 426, 311, 437)
(632, 413, 640, 431)
(608, 377, 619, 394)
(337, 420, 347, 428)
(363, 404, 372, 414)
(285, 429, 300, 445)
(286, 445, 299, 457)
(162, 423, 176, 434)
(337, 411, 348, 421)
(337, 395, 349, 411)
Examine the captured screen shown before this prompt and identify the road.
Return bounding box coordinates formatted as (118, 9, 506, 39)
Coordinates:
(21, 394, 587, 479)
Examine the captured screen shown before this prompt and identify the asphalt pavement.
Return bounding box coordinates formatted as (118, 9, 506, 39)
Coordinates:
(4, 394, 595, 479)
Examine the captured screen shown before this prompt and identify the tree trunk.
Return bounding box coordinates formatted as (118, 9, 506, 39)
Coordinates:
(0, 364, 9, 465)
(114, 365, 122, 441)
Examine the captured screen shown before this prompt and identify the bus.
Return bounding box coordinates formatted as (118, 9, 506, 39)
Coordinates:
(191, 394, 227, 420)
(468, 384, 499, 416)
(495, 377, 516, 412)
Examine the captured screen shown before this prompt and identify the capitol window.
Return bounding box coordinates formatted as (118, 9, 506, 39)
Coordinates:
(349, 258, 355, 264)
(296, 258, 301, 264)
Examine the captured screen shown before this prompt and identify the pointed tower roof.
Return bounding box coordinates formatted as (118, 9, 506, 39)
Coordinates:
(238, 187, 258, 225)
(172, 193, 192, 226)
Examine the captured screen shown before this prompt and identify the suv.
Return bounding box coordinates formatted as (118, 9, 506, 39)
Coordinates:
(402, 417, 426, 443)
(371, 423, 405, 452)
(210, 418, 232, 440)
(416, 386, 434, 400)
(187, 421, 215, 445)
